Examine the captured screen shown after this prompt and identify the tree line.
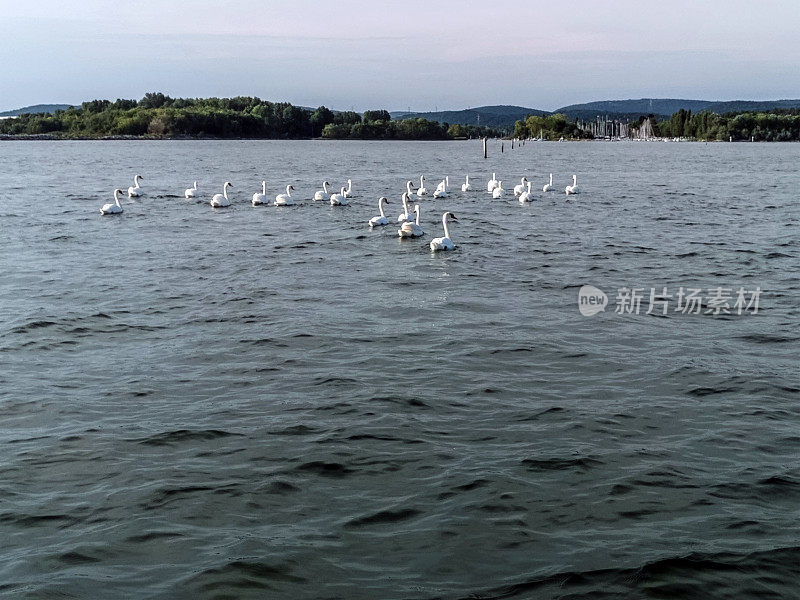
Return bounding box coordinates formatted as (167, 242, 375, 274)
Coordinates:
(653, 108, 800, 141)
(0, 92, 500, 140)
(512, 113, 592, 140)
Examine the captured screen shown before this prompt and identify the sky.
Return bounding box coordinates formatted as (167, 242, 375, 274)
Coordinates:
(1, 0, 799, 112)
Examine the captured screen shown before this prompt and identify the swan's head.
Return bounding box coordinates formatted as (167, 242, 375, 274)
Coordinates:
(289, 185, 294, 190)
(324, 181, 329, 186)
(445, 212, 458, 222)
(135, 174, 143, 181)
(114, 188, 124, 195)
(414, 204, 420, 212)
(522, 177, 528, 183)
(379, 196, 389, 204)
(225, 181, 233, 187)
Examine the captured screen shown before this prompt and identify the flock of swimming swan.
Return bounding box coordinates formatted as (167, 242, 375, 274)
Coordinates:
(100, 172, 581, 252)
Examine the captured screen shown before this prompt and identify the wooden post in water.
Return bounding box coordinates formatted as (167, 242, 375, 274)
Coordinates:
(512, 139, 515, 149)
(483, 137, 487, 159)
(501, 141, 504, 153)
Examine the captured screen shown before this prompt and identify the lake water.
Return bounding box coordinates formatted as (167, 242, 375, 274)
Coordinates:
(0, 139, 798, 599)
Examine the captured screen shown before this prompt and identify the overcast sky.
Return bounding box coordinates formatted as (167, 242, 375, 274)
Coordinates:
(2, 0, 799, 112)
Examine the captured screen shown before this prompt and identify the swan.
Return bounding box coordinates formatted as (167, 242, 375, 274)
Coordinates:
(542, 173, 554, 192)
(442, 176, 450, 193)
(405, 180, 416, 197)
(314, 181, 330, 201)
(487, 172, 498, 192)
(275, 185, 295, 206)
(492, 181, 505, 199)
(461, 175, 472, 192)
(519, 181, 533, 203)
(430, 212, 458, 251)
(211, 181, 233, 207)
(417, 175, 428, 197)
(128, 174, 144, 197)
(369, 197, 390, 227)
(513, 177, 528, 197)
(330, 187, 347, 206)
(398, 204, 424, 238)
(433, 180, 448, 198)
(396, 192, 415, 223)
(101, 189, 125, 215)
(343, 179, 354, 198)
(565, 174, 580, 195)
(184, 181, 198, 198)
(252, 181, 267, 206)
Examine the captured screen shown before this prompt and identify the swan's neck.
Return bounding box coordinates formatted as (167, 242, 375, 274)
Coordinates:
(442, 214, 451, 239)
(193, 181, 198, 190)
(549, 173, 553, 184)
(379, 199, 386, 217)
(346, 179, 352, 193)
(114, 190, 121, 205)
(420, 175, 424, 187)
(573, 175, 577, 184)
(223, 185, 228, 200)
(527, 182, 531, 191)
(407, 182, 413, 194)
(445, 176, 449, 186)
(134, 175, 140, 188)
(323, 181, 328, 193)
(415, 207, 420, 226)
(465, 175, 469, 184)
(262, 181, 266, 195)
(493, 172, 496, 179)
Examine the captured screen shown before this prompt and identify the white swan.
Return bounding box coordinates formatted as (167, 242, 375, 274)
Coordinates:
(397, 192, 415, 223)
(487, 172, 499, 192)
(252, 180, 267, 206)
(513, 177, 528, 197)
(433, 180, 448, 198)
(461, 175, 472, 192)
(430, 212, 458, 251)
(184, 181, 198, 198)
(398, 204, 424, 238)
(275, 185, 295, 206)
(519, 181, 533, 203)
(211, 181, 233, 207)
(492, 181, 505, 199)
(417, 175, 428, 197)
(101, 189, 125, 215)
(542, 173, 554, 192)
(565, 174, 580, 195)
(369, 197, 390, 227)
(344, 179, 354, 198)
(128, 174, 144, 197)
(406, 180, 416, 197)
(330, 186, 347, 206)
(314, 181, 330, 201)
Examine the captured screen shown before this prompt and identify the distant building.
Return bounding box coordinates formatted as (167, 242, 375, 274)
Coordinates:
(578, 116, 629, 138)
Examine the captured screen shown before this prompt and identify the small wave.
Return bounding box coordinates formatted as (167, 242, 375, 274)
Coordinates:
(521, 456, 602, 471)
(131, 429, 244, 446)
(346, 508, 421, 527)
(293, 461, 353, 477)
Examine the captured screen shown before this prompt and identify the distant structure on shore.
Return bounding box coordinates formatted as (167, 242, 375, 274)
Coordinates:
(577, 116, 629, 139)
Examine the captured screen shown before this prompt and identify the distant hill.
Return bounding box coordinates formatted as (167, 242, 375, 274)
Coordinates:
(554, 98, 800, 121)
(390, 105, 547, 128)
(0, 104, 74, 117)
